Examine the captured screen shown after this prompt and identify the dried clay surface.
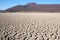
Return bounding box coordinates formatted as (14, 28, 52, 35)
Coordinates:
(0, 13, 60, 40)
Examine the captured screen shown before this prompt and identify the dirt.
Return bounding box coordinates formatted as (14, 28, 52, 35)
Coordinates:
(0, 13, 60, 40)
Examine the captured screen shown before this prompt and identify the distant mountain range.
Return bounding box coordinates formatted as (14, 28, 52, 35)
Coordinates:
(0, 10, 2, 12)
(1, 3, 60, 12)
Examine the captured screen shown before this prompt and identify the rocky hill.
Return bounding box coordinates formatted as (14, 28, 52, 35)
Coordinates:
(3, 3, 60, 12)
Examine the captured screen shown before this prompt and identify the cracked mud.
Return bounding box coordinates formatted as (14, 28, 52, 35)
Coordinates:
(0, 13, 60, 40)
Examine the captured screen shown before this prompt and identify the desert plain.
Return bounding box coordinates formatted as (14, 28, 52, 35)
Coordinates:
(0, 12, 60, 40)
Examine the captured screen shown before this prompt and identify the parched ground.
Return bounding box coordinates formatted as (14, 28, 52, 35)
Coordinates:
(0, 13, 60, 40)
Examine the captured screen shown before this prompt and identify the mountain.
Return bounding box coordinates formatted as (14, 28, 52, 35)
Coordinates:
(0, 10, 2, 12)
(0, 10, 5, 13)
(4, 3, 60, 12)
(5, 5, 26, 12)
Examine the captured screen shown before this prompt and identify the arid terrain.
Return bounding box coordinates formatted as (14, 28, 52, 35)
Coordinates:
(0, 13, 60, 40)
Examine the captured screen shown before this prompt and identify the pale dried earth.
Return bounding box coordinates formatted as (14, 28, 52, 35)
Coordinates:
(0, 12, 60, 40)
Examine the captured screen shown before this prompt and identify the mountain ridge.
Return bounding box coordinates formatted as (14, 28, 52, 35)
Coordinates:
(1, 3, 60, 12)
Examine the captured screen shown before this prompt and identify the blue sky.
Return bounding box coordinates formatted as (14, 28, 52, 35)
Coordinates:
(0, 0, 60, 10)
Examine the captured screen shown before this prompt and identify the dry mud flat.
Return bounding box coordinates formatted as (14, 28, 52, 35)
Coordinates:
(0, 13, 60, 40)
